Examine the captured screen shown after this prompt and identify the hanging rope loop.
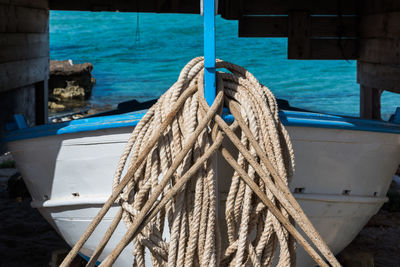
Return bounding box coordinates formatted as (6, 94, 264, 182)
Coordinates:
(61, 57, 341, 267)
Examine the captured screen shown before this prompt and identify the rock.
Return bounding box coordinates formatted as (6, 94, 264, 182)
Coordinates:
(53, 82, 85, 100)
(49, 60, 95, 99)
(48, 101, 66, 110)
(48, 60, 96, 113)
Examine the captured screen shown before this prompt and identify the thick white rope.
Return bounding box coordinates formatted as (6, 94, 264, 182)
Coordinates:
(107, 57, 340, 266)
(61, 57, 341, 267)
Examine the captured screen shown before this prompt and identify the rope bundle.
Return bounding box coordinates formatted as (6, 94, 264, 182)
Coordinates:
(61, 57, 341, 267)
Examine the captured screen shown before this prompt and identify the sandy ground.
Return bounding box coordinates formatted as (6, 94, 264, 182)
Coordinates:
(1, 160, 400, 266)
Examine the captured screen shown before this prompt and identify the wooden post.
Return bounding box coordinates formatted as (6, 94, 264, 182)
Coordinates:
(288, 11, 311, 59)
(35, 80, 48, 125)
(360, 85, 382, 120)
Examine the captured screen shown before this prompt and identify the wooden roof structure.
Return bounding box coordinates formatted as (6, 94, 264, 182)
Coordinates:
(0, 0, 400, 138)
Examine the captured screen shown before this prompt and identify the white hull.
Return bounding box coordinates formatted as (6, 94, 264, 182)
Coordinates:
(8, 125, 400, 266)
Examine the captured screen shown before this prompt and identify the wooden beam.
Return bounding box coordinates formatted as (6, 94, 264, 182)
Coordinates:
(306, 39, 358, 60)
(360, 12, 400, 39)
(0, 33, 48, 45)
(35, 80, 48, 125)
(357, 61, 400, 93)
(360, 85, 381, 120)
(0, 57, 49, 92)
(359, 39, 400, 65)
(219, 0, 242, 19)
(288, 11, 311, 59)
(0, 4, 49, 33)
(0, 33, 49, 63)
(239, 16, 357, 38)
(239, 16, 287, 37)
(0, 0, 49, 9)
(361, 0, 400, 15)
(311, 16, 357, 38)
(286, 11, 357, 59)
(241, 0, 357, 15)
(49, 0, 199, 13)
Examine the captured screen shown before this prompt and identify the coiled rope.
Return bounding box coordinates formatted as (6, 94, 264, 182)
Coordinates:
(61, 57, 341, 267)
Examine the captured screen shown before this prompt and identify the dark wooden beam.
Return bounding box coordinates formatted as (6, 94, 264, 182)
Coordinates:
(308, 39, 358, 60)
(361, 0, 400, 15)
(219, 0, 242, 19)
(239, 16, 287, 37)
(0, 0, 49, 9)
(49, 0, 200, 13)
(360, 12, 400, 38)
(288, 11, 311, 59)
(239, 16, 357, 38)
(0, 33, 49, 63)
(357, 61, 400, 93)
(241, 0, 357, 15)
(360, 39, 400, 65)
(311, 16, 357, 38)
(0, 4, 49, 33)
(360, 85, 382, 120)
(0, 57, 50, 92)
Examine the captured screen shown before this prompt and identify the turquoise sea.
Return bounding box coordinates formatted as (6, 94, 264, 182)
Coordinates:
(50, 11, 400, 119)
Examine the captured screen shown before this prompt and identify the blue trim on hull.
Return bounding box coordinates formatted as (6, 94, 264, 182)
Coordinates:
(2, 110, 400, 143)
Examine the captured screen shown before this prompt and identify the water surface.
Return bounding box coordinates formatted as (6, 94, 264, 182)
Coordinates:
(50, 11, 400, 119)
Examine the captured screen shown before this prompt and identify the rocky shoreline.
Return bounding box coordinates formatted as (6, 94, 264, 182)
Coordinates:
(48, 60, 96, 117)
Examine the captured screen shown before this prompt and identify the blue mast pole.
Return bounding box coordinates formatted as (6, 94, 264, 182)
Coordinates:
(204, 0, 216, 106)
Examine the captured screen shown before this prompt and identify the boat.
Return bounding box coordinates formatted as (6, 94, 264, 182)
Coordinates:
(2, 105, 400, 266)
(3, 0, 400, 265)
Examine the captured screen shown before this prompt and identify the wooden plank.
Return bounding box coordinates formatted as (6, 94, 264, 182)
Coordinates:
(0, 33, 48, 45)
(360, 12, 400, 39)
(219, 0, 242, 19)
(0, 33, 49, 63)
(0, 42, 49, 63)
(311, 16, 357, 37)
(288, 11, 311, 59)
(0, 57, 49, 91)
(310, 39, 357, 59)
(239, 16, 287, 37)
(360, 85, 381, 120)
(361, 0, 400, 15)
(239, 16, 357, 38)
(242, 0, 357, 15)
(357, 61, 400, 93)
(0, 0, 48, 9)
(0, 4, 49, 33)
(35, 80, 48, 125)
(49, 0, 199, 13)
(11, 0, 48, 9)
(359, 39, 400, 65)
